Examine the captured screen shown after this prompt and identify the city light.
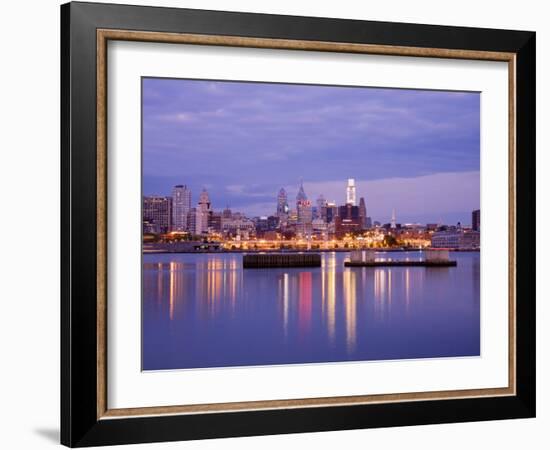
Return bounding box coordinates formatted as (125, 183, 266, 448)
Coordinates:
(142, 178, 480, 252)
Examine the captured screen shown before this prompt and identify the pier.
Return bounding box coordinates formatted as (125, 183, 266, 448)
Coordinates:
(243, 253, 321, 268)
(344, 250, 457, 267)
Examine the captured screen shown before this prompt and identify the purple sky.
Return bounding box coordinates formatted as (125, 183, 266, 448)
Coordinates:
(143, 78, 480, 225)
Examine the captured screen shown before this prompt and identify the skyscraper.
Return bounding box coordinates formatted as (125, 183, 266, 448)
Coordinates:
(359, 197, 367, 229)
(335, 203, 361, 237)
(315, 194, 326, 220)
(296, 182, 312, 220)
(346, 178, 356, 206)
(325, 202, 337, 223)
(143, 196, 172, 234)
(296, 181, 312, 235)
(171, 185, 191, 231)
(391, 208, 397, 229)
(276, 188, 289, 218)
(194, 188, 211, 235)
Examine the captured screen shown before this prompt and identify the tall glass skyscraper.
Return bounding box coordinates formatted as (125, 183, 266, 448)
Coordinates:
(276, 188, 289, 218)
(171, 185, 191, 231)
(346, 178, 356, 206)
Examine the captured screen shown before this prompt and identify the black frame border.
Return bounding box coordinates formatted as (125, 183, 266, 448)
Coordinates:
(61, 1, 535, 447)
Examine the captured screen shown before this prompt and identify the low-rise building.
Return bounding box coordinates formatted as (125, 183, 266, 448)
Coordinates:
(431, 230, 480, 249)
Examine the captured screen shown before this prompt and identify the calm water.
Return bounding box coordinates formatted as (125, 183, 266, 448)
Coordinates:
(142, 251, 480, 370)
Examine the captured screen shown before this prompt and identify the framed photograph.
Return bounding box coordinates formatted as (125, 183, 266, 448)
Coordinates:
(61, 1, 535, 447)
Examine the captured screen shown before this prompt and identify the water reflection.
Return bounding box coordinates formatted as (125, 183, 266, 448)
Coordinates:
(143, 251, 480, 370)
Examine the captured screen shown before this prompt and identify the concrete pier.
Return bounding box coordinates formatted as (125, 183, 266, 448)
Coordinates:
(345, 249, 456, 267)
(243, 253, 321, 268)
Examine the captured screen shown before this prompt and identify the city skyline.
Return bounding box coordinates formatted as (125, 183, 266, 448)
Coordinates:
(143, 78, 480, 224)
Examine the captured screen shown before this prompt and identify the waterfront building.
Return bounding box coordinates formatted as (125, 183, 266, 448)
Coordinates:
(312, 218, 328, 235)
(255, 216, 269, 234)
(171, 185, 191, 231)
(255, 216, 279, 235)
(221, 217, 256, 237)
(431, 230, 480, 249)
(194, 188, 211, 235)
(359, 197, 367, 229)
(143, 196, 172, 234)
(472, 209, 481, 232)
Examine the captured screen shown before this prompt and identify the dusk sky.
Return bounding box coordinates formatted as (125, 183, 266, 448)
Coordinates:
(143, 78, 480, 225)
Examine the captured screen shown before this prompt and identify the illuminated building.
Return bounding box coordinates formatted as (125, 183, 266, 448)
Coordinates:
(346, 178, 356, 206)
(208, 212, 222, 232)
(143, 196, 172, 234)
(431, 230, 480, 249)
(276, 188, 289, 221)
(296, 181, 312, 223)
(315, 194, 326, 220)
(171, 185, 191, 231)
(391, 208, 397, 229)
(324, 202, 338, 223)
(335, 203, 361, 236)
(194, 188, 211, 235)
(288, 209, 298, 225)
(221, 217, 255, 237)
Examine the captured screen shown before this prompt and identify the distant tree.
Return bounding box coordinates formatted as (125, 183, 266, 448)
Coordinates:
(383, 235, 398, 247)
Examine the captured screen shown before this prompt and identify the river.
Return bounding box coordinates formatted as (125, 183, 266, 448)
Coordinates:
(142, 251, 480, 370)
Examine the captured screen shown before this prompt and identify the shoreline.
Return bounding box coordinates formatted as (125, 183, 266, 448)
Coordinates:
(143, 247, 480, 255)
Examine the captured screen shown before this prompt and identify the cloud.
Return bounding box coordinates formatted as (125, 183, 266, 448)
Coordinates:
(142, 78, 480, 224)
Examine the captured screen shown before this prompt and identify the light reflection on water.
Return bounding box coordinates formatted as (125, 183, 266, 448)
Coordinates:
(143, 251, 480, 370)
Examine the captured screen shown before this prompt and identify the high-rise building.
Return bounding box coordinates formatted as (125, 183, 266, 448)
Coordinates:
(335, 203, 361, 237)
(276, 188, 289, 218)
(391, 208, 397, 229)
(296, 181, 312, 225)
(472, 209, 481, 231)
(315, 194, 326, 220)
(171, 185, 191, 231)
(324, 202, 338, 223)
(346, 178, 356, 206)
(187, 207, 197, 234)
(194, 188, 211, 235)
(359, 197, 367, 229)
(143, 196, 172, 234)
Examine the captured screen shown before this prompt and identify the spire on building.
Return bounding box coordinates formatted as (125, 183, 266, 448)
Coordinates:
(296, 179, 307, 202)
